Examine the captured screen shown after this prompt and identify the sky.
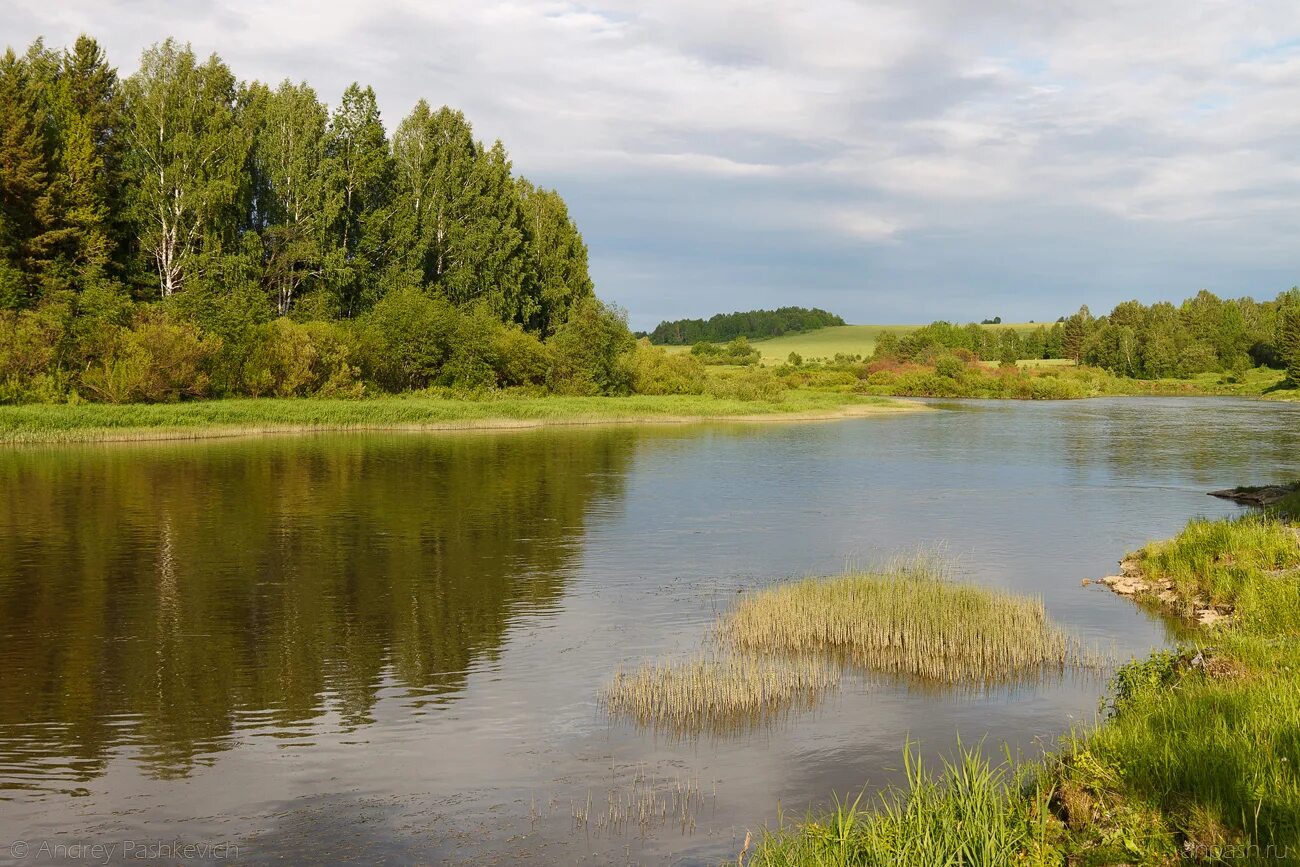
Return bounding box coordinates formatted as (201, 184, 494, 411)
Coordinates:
(6, 1, 1300, 330)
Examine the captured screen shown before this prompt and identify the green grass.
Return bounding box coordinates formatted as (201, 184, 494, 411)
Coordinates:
(0, 391, 914, 444)
(748, 508, 1300, 865)
(749, 743, 1056, 867)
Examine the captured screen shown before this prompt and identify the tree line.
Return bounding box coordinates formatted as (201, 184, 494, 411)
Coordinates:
(0, 35, 624, 402)
(647, 306, 844, 345)
(875, 289, 1300, 383)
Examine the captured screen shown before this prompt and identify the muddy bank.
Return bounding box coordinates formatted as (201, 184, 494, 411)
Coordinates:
(1207, 481, 1300, 508)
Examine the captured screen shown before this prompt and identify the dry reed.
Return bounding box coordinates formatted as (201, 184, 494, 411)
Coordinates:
(600, 652, 840, 737)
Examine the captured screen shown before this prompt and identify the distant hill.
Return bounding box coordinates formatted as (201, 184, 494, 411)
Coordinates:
(647, 307, 845, 345)
(714, 323, 1046, 364)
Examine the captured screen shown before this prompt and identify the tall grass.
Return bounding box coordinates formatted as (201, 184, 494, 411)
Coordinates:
(1134, 514, 1300, 632)
(599, 653, 840, 738)
(602, 559, 1096, 735)
(749, 742, 1055, 866)
(718, 560, 1092, 688)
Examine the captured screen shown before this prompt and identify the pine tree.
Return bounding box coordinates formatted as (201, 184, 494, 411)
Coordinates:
(123, 40, 248, 298)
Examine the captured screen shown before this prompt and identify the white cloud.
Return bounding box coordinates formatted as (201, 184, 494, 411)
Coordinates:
(5, 0, 1300, 324)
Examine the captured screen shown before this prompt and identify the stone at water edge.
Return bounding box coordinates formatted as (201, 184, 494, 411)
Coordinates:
(1100, 574, 1147, 595)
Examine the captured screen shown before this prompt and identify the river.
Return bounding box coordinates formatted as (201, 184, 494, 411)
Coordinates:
(1, 398, 1298, 865)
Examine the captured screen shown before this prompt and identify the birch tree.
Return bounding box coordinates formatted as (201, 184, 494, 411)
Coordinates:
(324, 83, 391, 316)
(516, 177, 593, 335)
(123, 40, 247, 298)
(248, 80, 335, 314)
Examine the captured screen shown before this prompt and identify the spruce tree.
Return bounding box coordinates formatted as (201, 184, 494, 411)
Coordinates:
(0, 48, 51, 306)
(1281, 304, 1300, 386)
(467, 140, 528, 321)
(40, 37, 127, 294)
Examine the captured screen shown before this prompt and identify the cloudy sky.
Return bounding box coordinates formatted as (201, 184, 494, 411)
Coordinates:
(7, 1, 1300, 328)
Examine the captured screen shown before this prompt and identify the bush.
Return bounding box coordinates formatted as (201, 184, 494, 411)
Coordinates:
(626, 340, 706, 395)
(242, 319, 360, 398)
(494, 326, 552, 387)
(355, 287, 460, 391)
(690, 336, 761, 366)
(549, 297, 635, 395)
(0, 307, 68, 403)
(704, 366, 785, 401)
(80, 309, 219, 403)
(934, 354, 964, 379)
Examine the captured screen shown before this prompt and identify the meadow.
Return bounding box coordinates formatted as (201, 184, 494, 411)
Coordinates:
(662, 324, 1044, 364)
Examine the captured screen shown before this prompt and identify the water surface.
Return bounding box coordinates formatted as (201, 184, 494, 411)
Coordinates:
(1, 398, 1297, 864)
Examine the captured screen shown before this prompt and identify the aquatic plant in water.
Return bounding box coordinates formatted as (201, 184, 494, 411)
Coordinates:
(602, 557, 1099, 735)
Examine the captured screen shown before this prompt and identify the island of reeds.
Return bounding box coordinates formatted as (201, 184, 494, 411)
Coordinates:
(600, 559, 1098, 738)
(745, 488, 1300, 864)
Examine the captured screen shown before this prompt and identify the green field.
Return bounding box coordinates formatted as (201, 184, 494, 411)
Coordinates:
(662, 324, 1047, 364)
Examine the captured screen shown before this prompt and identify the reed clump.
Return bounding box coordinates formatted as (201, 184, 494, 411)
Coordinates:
(600, 653, 840, 737)
(717, 560, 1092, 688)
(602, 558, 1099, 734)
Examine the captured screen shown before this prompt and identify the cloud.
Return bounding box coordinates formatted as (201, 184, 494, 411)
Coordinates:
(6, 0, 1300, 328)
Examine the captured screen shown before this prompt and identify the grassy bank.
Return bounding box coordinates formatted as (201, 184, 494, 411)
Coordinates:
(0, 391, 918, 444)
(747, 498, 1300, 865)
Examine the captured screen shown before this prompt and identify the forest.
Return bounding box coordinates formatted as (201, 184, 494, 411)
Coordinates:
(647, 306, 845, 345)
(874, 289, 1300, 384)
(0, 35, 636, 403)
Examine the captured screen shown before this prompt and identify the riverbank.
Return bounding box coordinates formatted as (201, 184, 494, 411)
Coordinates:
(0, 392, 921, 444)
(747, 490, 1300, 864)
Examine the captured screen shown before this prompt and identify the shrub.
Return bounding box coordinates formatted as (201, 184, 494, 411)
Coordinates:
(934, 354, 964, 379)
(0, 307, 68, 403)
(704, 366, 785, 401)
(549, 297, 635, 395)
(80, 309, 219, 403)
(355, 287, 459, 391)
(626, 340, 706, 395)
(494, 326, 552, 387)
(242, 319, 360, 398)
(690, 336, 761, 366)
